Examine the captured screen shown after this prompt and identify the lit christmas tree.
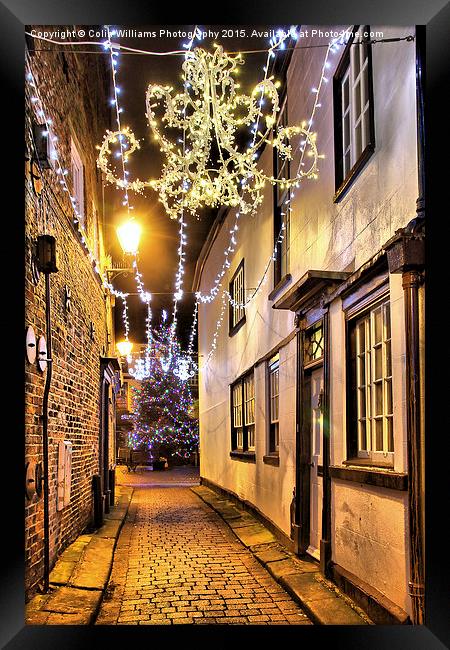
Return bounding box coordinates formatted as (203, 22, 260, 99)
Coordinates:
(130, 318, 199, 463)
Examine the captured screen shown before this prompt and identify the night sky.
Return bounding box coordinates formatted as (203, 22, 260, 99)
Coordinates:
(102, 26, 281, 348)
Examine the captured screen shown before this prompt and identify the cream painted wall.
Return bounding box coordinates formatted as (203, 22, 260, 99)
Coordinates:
(198, 25, 417, 612)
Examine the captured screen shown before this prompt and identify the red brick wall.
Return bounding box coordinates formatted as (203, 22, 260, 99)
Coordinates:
(25, 41, 113, 599)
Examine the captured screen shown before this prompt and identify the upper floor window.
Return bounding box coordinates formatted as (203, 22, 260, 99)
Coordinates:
(71, 139, 85, 228)
(229, 260, 246, 335)
(273, 99, 291, 288)
(268, 353, 280, 453)
(333, 26, 375, 201)
(231, 370, 255, 453)
(347, 296, 393, 466)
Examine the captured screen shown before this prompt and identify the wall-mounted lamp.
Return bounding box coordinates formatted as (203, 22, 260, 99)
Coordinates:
(116, 219, 142, 255)
(116, 340, 133, 357)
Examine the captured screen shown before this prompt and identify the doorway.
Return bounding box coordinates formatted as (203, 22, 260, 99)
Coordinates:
(306, 366, 324, 560)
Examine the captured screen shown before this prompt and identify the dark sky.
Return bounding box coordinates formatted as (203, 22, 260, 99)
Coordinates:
(104, 26, 281, 348)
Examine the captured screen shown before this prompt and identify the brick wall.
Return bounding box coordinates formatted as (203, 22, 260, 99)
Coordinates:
(25, 40, 114, 599)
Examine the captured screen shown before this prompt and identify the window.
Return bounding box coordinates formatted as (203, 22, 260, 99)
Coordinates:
(348, 297, 393, 464)
(231, 371, 255, 453)
(268, 353, 280, 453)
(273, 99, 291, 287)
(71, 139, 85, 227)
(229, 260, 246, 334)
(304, 322, 324, 367)
(333, 26, 375, 200)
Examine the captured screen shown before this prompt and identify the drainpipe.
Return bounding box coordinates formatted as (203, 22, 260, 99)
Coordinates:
(36, 235, 58, 593)
(320, 309, 332, 577)
(384, 25, 425, 624)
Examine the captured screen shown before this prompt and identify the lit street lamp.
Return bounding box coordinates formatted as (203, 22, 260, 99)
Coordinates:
(116, 218, 142, 255)
(116, 340, 133, 357)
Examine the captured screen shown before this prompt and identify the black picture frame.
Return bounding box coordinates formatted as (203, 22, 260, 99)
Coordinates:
(3, 0, 449, 647)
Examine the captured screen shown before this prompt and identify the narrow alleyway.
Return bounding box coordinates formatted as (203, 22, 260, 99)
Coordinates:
(96, 467, 312, 625)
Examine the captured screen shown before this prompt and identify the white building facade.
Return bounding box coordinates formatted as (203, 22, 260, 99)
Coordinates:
(194, 25, 425, 624)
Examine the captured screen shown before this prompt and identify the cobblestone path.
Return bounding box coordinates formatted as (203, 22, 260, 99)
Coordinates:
(96, 482, 312, 625)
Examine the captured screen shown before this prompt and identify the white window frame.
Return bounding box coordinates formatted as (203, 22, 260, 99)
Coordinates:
(232, 383, 244, 450)
(230, 261, 245, 331)
(354, 297, 393, 463)
(71, 139, 85, 228)
(243, 373, 255, 451)
(268, 353, 280, 453)
(231, 370, 255, 453)
(338, 25, 373, 184)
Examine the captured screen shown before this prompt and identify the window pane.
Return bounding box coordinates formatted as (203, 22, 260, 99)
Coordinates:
(359, 420, 367, 451)
(362, 65, 370, 107)
(352, 44, 360, 78)
(343, 75, 349, 110)
(385, 378, 393, 415)
(384, 303, 391, 339)
(358, 355, 365, 387)
(385, 340, 392, 378)
(375, 382, 383, 415)
(344, 113, 350, 155)
(248, 425, 255, 450)
(375, 418, 383, 451)
(344, 151, 351, 176)
(387, 417, 394, 452)
(362, 110, 370, 150)
(374, 308, 382, 344)
(354, 121, 362, 161)
(358, 388, 366, 418)
(354, 79, 361, 120)
(357, 321, 366, 352)
(374, 346, 382, 380)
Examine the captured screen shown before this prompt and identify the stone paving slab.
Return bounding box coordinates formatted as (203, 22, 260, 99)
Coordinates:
(231, 523, 277, 547)
(228, 514, 258, 528)
(253, 546, 290, 564)
(95, 518, 122, 539)
(69, 537, 115, 590)
(302, 596, 367, 625)
(41, 586, 102, 624)
(266, 558, 301, 580)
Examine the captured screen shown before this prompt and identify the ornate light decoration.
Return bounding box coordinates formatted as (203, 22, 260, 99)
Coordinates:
(173, 356, 197, 382)
(97, 45, 320, 220)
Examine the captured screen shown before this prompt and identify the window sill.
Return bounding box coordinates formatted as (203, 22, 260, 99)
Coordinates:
(268, 274, 292, 301)
(263, 454, 280, 466)
(230, 450, 256, 462)
(229, 315, 246, 338)
(330, 464, 408, 491)
(334, 144, 375, 203)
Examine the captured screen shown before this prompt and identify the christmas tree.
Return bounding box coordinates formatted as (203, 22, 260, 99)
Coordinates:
(130, 319, 199, 463)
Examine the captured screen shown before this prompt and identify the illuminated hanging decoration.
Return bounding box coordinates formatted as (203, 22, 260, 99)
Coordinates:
(173, 356, 197, 381)
(97, 44, 321, 221)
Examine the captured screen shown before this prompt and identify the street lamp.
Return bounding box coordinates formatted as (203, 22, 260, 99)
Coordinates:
(116, 340, 133, 357)
(116, 219, 142, 255)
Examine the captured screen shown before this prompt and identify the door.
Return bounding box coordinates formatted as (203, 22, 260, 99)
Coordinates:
(307, 366, 324, 560)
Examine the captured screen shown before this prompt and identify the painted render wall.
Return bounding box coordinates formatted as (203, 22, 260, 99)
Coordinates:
(198, 25, 417, 613)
